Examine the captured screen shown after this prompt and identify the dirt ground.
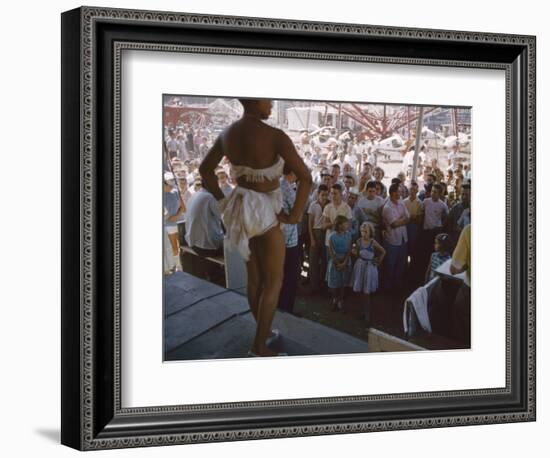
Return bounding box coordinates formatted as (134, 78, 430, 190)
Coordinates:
(292, 277, 462, 351)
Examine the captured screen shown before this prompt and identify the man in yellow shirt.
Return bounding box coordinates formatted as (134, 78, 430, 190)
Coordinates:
(450, 224, 471, 346)
(451, 224, 470, 286)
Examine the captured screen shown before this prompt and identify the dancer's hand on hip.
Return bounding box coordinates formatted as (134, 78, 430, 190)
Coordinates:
(277, 211, 298, 225)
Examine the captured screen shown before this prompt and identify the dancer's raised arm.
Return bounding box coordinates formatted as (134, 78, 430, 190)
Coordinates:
(275, 130, 312, 224)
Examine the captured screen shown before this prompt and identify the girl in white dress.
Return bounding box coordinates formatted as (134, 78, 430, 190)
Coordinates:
(351, 222, 386, 323)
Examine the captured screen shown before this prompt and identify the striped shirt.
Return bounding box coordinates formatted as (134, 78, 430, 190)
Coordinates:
(280, 177, 298, 248)
(428, 252, 451, 281)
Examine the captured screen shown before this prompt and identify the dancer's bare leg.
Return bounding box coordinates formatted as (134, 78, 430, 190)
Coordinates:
(251, 226, 285, 356)
(246, 236, 262, 321)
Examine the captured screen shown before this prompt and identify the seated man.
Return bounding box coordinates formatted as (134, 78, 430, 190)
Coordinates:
(184, 186, 224, 257)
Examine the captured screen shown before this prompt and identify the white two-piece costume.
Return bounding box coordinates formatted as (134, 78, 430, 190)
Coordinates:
(219, 155, 285, 261)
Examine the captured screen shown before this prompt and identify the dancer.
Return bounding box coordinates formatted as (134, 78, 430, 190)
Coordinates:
(351, 222, 385, 323)
(199, 99, 312, 357)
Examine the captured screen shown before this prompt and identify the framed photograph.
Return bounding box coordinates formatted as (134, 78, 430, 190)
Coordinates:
(61, 6, 536, 450)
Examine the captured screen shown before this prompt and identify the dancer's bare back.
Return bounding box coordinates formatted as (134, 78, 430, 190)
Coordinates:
(222, 116, 283, 192)
(200, 111, 311, 224)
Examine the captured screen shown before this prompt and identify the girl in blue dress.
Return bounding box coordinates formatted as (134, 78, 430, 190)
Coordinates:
(326, 215, 353, 311)
(351, 222, 386, 323)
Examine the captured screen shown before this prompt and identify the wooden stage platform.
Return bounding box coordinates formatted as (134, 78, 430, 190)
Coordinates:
(164, 271, 424, 361)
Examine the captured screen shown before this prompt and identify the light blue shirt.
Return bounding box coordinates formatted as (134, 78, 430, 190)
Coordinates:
(184, 189, 224, 250)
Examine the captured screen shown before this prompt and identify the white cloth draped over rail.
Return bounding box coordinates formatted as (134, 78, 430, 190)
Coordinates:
(403, 277, 439, 336)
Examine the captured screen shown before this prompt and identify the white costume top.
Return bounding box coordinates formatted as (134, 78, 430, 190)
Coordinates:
(230, 156, 285, 183)
(219, 155, 285, 261)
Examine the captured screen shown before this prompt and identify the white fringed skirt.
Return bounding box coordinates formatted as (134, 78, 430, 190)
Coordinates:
(219, 186, 283, 261)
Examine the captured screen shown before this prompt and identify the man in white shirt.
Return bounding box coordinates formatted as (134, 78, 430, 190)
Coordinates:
(198, 136, 209, 160)
(176, 133, 188, 161)
(184, 187, 224, 257)
(330, 163, 343, 187)
(342, 162, 357, 182)
(299, 131, 311, 154)
(343, 152, 358, 173)
(310, 169, 331, 196)
(447, 143, 460, 170)
(355, 180, 385, 241)
(353, 139, 364, 155)
(342, 174, 356, 200)
(402, 147, 415, 174)
(373, 166, 388, 198)
(420, 182, 449, 274)
(418, 172, 436, 201)
(165, 130, 178, 159)
(381, 183, 410, 290)
(423, 183, 448, 232)
(367, 150, 377, 166)
(358, 162, 373, 191)
(322, 184, 352, 246)
(307, 184, 329, 292)
(418, 145, 427, 170)
(177, 176, 193, 207)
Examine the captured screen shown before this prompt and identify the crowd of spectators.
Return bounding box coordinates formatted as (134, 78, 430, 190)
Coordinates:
(163, 120, 472, 343)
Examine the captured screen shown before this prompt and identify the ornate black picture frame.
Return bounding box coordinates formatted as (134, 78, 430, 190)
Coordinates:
(61, 6, 536, 450)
